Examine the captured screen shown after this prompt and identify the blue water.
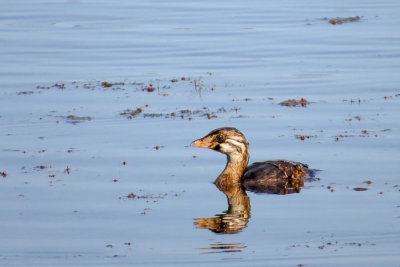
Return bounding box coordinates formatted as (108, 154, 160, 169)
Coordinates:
(1, 0, 400, 266)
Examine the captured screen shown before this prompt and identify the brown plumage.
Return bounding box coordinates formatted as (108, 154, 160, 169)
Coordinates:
(191, 127, 315, 194)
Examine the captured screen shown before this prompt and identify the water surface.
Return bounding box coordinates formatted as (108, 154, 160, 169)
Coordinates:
(1, 0, 400, 266)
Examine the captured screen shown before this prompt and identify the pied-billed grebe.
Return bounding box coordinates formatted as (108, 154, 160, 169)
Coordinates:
(191, 127, 315, 194)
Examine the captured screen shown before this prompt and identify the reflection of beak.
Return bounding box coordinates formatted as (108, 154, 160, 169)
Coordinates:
(191, 137, 217, 149)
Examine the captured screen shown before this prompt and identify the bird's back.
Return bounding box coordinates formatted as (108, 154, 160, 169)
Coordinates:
(242, 160, 314, 194)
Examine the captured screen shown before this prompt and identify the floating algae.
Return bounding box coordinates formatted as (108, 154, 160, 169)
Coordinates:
(329, 16, 361, 25)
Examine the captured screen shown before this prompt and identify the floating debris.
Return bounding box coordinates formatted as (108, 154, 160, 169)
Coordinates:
(232, 97, 252, 102)
(326, 185, 335, 192)
(288, 238, 375, 251)
(346, 115, 362, 121)
(334, 129, 378, 141)
(279, 98, 309, 107)
(37, 83, 66, 90)
(384, 93, 400, 99)
(67, 115, 92, 122)
(120, 108, 143, 119)
(295, 134, 316, 141)
(353, 187, 368, 191)
(329, 16, 361, 25)
(17, 91, 35, 95)
(121, 191, 182, 200)
(101, 81, 113, 88)
(121, 107, 227, 120)
(57, 115, 93, 124)
(65, 166, 71, 174)
(126, 193, 136, 199)
(206, 113, 217, 119)
(146, 83, 155, 92)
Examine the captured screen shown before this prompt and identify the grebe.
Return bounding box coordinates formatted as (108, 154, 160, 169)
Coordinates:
(191, 127, 314, 194)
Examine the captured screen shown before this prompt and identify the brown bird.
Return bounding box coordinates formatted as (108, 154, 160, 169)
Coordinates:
(191, 127, 315, 194)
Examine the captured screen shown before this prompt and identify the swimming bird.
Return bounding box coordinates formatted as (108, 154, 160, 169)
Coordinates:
(191, 127, 314, 194)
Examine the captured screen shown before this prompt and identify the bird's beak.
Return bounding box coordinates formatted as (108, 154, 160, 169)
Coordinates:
(191, 136, 217, 149)
(191, 138, 209, 148)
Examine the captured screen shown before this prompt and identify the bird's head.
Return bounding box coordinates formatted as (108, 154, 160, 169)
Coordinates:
(191, 127, 249, 157)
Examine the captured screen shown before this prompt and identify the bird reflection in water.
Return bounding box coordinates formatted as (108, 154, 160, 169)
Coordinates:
(196, 242, 247, 254)
(194, 181, 251, 234)
(192, 127, 317, 234)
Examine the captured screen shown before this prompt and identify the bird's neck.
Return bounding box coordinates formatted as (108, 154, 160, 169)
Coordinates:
(214, 149, 249, 190)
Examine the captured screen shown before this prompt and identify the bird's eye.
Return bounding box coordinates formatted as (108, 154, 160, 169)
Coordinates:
(216, 134, 224, 143)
